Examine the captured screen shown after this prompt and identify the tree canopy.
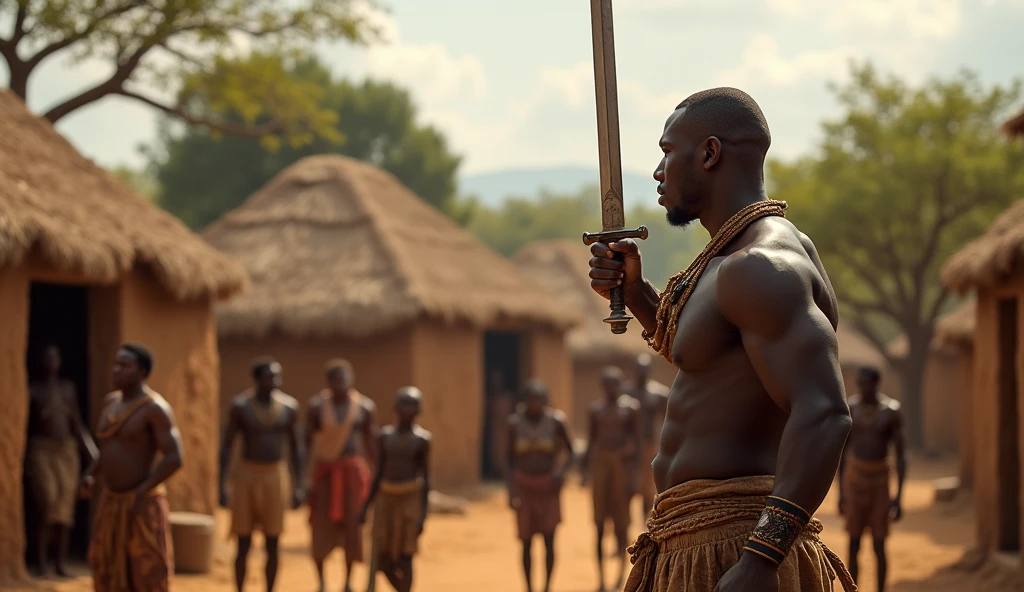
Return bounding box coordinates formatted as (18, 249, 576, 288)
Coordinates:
(150, 54, 463, 229)
(770, 63, 1024, 445)
(0, 0, 379, 144)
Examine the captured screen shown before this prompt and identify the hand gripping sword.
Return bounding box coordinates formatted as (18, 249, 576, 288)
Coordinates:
(581, 0, 648, 334)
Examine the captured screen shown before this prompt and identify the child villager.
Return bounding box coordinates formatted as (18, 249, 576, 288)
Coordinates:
(362, 387, 432, 592)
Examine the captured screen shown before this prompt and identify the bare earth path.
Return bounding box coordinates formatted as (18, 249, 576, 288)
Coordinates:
(15, 458, 1020, 592)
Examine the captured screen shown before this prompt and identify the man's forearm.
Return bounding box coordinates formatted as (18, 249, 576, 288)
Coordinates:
(895, 457, 907, 501)
(626, 279, 661, 334)
(770, 401, 852, 517)
(140, 452, 183, 494)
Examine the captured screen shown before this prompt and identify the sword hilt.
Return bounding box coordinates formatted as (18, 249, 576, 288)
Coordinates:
(581, 226, 648, 334)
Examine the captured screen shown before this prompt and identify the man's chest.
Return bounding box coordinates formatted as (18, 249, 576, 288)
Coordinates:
(670, 268, 738, 371)
(851, 407, 893, 440)
(241, 405, 289, 433)
(383, 433, 420, 457)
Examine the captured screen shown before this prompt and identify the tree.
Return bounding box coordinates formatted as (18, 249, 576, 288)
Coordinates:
(0, 0, 379, 143)
(466, 184, 705, 287)
(770, 63, 1024, 446)
(109, 165, 157, 201)
(150, 54, 463, 229)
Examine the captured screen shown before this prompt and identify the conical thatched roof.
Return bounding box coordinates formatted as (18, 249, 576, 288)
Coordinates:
(0, 91, 246, 300)
(1003, 108, 1024, 139)
(942, 199, 1024, 292)
(513, 240, 650, 361)
(204, 155, 581, 339)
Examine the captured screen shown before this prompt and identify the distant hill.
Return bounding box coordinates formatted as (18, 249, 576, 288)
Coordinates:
(460, 166, 657, 208)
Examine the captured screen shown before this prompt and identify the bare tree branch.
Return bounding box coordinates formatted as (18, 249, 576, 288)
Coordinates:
(156, 42, 204, 67)
(23, 0, 148, 70)
(41, 41, 153, 123)
(116, 89, 282, 137)
(834, 250, 904, 320)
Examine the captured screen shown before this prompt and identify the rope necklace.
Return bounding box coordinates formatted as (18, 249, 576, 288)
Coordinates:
(643, 199, 788, 362)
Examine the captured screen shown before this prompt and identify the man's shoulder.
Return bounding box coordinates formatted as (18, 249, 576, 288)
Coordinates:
(231, 391, 252, 408)
(272, 390, 299, 410)
(413, 425, 432, 441)
(358, 393, 377, 412)
(880, 395, 902, 413)
(547, 408, 567, 423)
(616, 395, 641, 410)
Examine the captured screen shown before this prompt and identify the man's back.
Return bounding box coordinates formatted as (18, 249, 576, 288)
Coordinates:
(654, 216, 840, 491)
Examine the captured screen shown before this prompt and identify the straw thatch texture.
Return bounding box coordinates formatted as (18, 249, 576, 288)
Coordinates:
(512, 240, 649, 361)
(933, 300, 976, 349)
(1003, 107, 1024, 138)
(204, 155, 581, 339)
(0, 91, 246, 301)
(942, 199, 1024, 292)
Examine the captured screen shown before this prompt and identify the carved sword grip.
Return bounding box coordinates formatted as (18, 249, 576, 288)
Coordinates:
(581, 226, 648, 334)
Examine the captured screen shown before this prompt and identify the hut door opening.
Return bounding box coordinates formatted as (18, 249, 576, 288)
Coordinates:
(24, 282, 92, 565)
(996, 297, 1020, 552)
(482, 331, 522, 480)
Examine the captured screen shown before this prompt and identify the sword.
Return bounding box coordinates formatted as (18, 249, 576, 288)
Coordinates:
(582, 0, 648, 334)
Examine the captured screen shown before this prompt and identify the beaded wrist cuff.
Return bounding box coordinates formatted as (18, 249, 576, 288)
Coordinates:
(743, 496, 811, 566)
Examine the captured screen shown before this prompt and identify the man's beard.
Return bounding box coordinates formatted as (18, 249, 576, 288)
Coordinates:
(666, 206, 697, 227)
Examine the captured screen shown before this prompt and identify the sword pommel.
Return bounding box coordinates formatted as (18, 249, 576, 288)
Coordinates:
(581, 225, 648, 246)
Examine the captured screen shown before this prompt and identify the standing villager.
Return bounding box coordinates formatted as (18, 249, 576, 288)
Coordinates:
(587, 88, 854, 591)
(839, 366, 906, 592)
(219, 358, 304, 592)
(361, 387, 432, 592)
(306, 359, 378, 592)
(626, 353, 669, 523)
(84, 343, 182, 592)
(507, 380, 575, 592)
(26, 344, 99, 577)
(582, 366, 641, 592)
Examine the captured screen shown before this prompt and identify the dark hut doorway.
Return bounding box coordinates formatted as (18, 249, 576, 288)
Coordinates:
(23, 282, 92, 567)
(996, 298, 1020, 552)
(482, 331, 522, 480)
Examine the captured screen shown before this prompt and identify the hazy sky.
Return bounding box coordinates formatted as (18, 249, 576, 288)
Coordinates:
(8, 0, 1024, 177)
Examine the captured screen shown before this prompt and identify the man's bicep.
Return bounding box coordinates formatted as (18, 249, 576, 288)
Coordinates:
(741, 306, 843, 412)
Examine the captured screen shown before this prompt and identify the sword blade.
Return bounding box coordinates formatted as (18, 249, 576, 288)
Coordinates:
(591, 0, 625, 232)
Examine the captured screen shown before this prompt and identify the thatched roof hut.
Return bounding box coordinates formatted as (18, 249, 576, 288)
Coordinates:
(939, 198, 1024, 554)
(1003, 107, 1024, 139)
(934, 300, 976, 350)
(0, 91, 245, 583)
(205, 155, 578, 486)
(942, 199, 1024, 292)
(512, 239, 675, 431)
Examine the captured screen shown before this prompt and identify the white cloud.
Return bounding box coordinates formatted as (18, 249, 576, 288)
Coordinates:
(713, 34, 855, 88)
(766, 0, 962, 40)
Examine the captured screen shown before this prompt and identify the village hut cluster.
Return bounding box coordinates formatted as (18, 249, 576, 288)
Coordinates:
(0, 91, 246, 582)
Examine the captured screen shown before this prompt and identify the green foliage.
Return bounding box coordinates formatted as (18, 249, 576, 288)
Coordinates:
(466, 184, 706, 288)
(150, 53, 462, 229)
(0, 0, 379, 145)
(769, 62, 1024, 444)
(108, 165, 158, 201)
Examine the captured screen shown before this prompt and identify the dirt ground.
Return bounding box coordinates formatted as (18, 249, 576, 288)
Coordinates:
(14, 457, 1022, 592)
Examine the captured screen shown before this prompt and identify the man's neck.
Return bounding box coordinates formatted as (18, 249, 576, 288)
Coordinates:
(861, 394, 880, 406)
(397, 421, 414, 433)
(699, 186, 768, 238)
(121, 383, 147, 400)
(254, 387, 274, 402)
(331, 388, 351, 403)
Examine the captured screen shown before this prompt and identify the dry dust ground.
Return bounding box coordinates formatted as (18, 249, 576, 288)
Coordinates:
(12, 458, 1018, 592)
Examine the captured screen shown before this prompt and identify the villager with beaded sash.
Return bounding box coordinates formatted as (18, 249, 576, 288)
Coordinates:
(85, 343, 180, 592)
(306, 359, 378, 592)
(586, 88, 854, 591)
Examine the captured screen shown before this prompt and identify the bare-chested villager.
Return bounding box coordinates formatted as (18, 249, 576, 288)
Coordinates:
(626, 353, 669, 522)
(83, 343, 182, 592)
(306, 359, 378, 592)
(26, 344, 99, 578)
(507, 380, 575, 592)
(839, 366, 906, 592)
(361, 387, 432, 592)
(588, 88, 854, 591)
(219, 358, 304, 592)
(582, 366, 640, 592)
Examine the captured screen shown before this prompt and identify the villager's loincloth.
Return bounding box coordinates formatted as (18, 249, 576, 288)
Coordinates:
(26, 437, 80, 526)
(513, 471, 561, 539)
(88, 486, 173, 592)
(624, 476, 855, 592)
(842, 456, 891, 538)
(592, 447, 632, 534)
(639, 441, 658, 505)
(309, 455, 371, 563)
(230, 460, 289, 537)
(374, 478, 425, 560)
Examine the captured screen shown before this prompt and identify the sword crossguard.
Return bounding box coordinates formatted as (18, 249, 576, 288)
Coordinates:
(581, 225, 649, 246)
(581, 225, 649, 334)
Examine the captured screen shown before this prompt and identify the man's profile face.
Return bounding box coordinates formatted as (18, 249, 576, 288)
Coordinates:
(328, 368, 352, 392)
(524, 387, 547, 414)
(655, 107, 705, 227)
(257, 363, 282, 390)
(602, 373, 622, 397)
(112, 349, 143, 389)
(42, 345, 61, 375)
(856, 373, 879, 397)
